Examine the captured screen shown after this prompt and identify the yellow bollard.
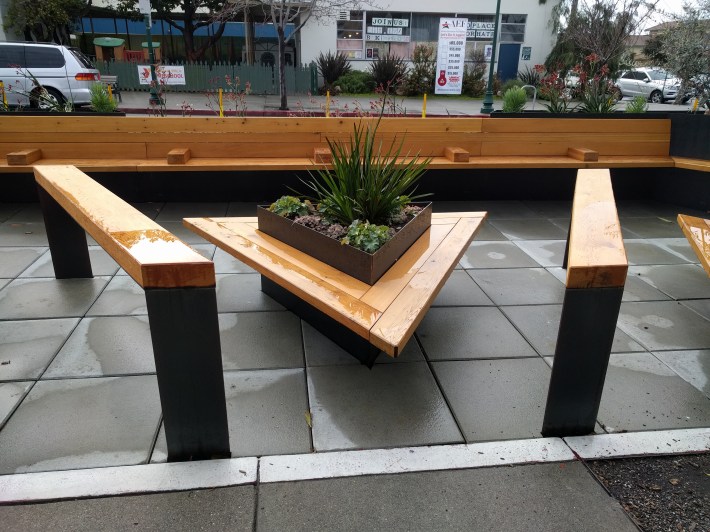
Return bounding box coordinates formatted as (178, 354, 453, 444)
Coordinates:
(219, 88, 224, 117)
(0, 81, 6, 108)
(422, 93, 427, 118)
(326, 90, 330, 118)
(107, 83, 114, 102)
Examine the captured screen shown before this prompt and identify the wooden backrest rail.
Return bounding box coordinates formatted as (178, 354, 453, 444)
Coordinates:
(566, 168, 628, 288)
(34, 165, 214, 289)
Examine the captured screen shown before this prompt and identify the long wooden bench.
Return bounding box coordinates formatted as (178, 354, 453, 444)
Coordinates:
(0, 116, 676, 173)
(542, 168, 628, 437)
(34, 164, 229, 461)
(677, 213, 710, 276)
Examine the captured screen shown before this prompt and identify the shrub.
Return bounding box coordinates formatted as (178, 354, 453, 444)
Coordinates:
(335, 70, 376, 94)
(501, 78, 523, 93)
(405, 44, 436, 95)
(462, 49, 487, 97)
(577, 80, 618, 113)
(369, 53, 408, 90)
(625, 95, 648, 113)
(89, 83, 117, 113)
(317, 51, 351, 93)
(269, 195, 310, 217)
(501, 86, 527, 112)
(341, 220, 392, 253)
(518, 66, 541, 87)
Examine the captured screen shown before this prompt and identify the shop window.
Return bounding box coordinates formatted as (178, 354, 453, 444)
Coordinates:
(500, 14, 526, 43)
(337, 11, 364, 58)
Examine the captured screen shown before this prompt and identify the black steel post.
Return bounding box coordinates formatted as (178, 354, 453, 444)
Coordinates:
(37, 185, 93, 279)
(541, 286, 624, 436)
(145, 286, 230, 461)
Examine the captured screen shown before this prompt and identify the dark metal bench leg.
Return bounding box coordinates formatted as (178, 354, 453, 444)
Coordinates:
(145, 286, 230, 461)
(541, 286, 624, 437)
(37, 185, 93, 279)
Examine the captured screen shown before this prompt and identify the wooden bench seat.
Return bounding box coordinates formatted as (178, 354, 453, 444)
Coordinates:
(543, 168, 628, 437)
(673, 157, 710, 173)
(184, 212, 486, 364)
(677, 214, 710, 276)
(35, 164, 229, 461)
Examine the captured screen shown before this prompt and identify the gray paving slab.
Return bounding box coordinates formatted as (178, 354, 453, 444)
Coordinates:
(417, 306, 538, 360)
(0, 203, 21, 222)
(513, 239, 567, 267)
(307, 362, 462, 451)
(459, 241, 540, 269)
(469, 267, 566, 305)
(0, 247, 45, 277)
(0, 381, 32, 426)
(597, 353, 710, 433)
(158, 220, 211, 244)
(617, 301, 710, 351)
(129, 202, 163, 220)
(431, 270, 493, 306)
(0, 375, 161, 474)
(0, 318, 80, 381)
(302, 321, 424, 366)
(5, 204, 44, 223)
(654, 349, 710, 398)
(150, 423, 167, 463)
(650, 237, 702, 263)
(216, 273, 285, 312)
(20, 247, 120, 278)
(471, 219, 508, 241)
(0, 278, 109, 320)
(489, 218, 568, 240)
(226, 202, 260, 217)
(520, 200, 573, 218)
(681, 299, 710, 320)
(212, 247, 256, 274)
(432, 358, 550, 441)
(188, 243, 216, 260)
(154, 201, 229, 221)
(0, 222, 48, 246)
(219, 311, 304, 370)
(86, 275, 147, 316)
(0, 486, 256, 532)
(621, 275, 674, 302)
(628, 264, 710, 300)
(620, 217, 685, 238)
(43, 316, 156, 378)
(224, 368, 311, 457)
(257, 463, 637, 532)
(501, 305, 646, 356)
(624, 239, 692, 265)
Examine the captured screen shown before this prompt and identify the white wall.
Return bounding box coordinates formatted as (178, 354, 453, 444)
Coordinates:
(300, 0, 559, 69)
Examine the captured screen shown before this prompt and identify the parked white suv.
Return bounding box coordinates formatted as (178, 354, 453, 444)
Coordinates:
(615, 68, 680, 103)
(0, 42, 100, 108)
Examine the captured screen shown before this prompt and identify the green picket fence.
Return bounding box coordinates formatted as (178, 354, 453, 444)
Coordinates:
(95, 60, 315, 95)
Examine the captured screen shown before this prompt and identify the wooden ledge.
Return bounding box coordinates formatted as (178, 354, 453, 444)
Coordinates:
(677, 214, 710, 276)
(673, 157, 710, 173)
(567, 169, 628, 289)
(567, 147, 598, 162)
(167, 148, 191, 164)
(7, 149, 42, 165)
(444, 147, 470, 162)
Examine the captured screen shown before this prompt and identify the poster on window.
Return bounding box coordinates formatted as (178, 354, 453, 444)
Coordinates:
(435, 17, 467, 95)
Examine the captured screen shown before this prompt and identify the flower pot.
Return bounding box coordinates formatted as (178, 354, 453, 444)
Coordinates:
(257, 202, 433, 284)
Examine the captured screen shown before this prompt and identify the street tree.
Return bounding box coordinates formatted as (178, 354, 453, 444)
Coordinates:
(116, 0, 228, 62)
(217, 0, 366, 111)
(4, 0, 88, 43)
(642, 1, 710, 103)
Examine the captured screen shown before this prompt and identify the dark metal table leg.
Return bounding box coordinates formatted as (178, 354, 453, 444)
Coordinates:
(145, 286, 230, 461)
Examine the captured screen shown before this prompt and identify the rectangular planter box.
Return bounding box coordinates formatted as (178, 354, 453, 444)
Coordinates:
(257, 202, 432, 284)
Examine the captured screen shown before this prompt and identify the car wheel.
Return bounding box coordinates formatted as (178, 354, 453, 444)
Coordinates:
(649, 90, 663, 104)
(30, 87, 65, 110)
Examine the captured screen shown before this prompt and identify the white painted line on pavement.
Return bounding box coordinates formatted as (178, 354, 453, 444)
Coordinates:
(0, 457, 257, 504)
(259, 438, 574, 483)
(565, 428, 710, 460)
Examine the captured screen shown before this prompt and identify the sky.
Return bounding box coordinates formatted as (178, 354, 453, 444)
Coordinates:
(642, 0, 687, 30)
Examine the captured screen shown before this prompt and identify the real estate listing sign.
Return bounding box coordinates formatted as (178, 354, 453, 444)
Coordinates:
(435, 17, 467, 95)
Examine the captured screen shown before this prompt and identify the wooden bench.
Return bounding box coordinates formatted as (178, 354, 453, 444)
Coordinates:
(677, 213, 710, 276)
(0, 116, 675, 173)
(100, 74, 122, 102)
(34, 164, 229, 461)
(184, 212, 487, 365)
(542, 168, 628, 437)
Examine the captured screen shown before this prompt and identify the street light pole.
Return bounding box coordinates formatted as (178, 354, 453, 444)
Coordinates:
(144, 10, 162, 105)
(480, 0, 502, 114)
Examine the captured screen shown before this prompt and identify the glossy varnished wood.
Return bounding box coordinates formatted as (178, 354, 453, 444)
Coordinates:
(678, 214, 710, 276)
(35, 165, 214, 288)
(566, 169, 628, 288)
(184, 212, 487, 356)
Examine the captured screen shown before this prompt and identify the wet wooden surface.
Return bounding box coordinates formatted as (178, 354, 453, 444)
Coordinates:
(678, 214, 710, 276)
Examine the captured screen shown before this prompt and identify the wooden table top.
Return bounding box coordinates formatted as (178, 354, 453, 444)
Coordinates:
(184, 212, 487, 356)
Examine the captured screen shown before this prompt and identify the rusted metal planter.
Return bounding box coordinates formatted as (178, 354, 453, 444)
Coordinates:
(257, 202, 432, 284)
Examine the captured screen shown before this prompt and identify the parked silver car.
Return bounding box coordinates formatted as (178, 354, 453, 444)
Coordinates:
(615, 68, 680, 103)
(0, 42, 100, 108)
